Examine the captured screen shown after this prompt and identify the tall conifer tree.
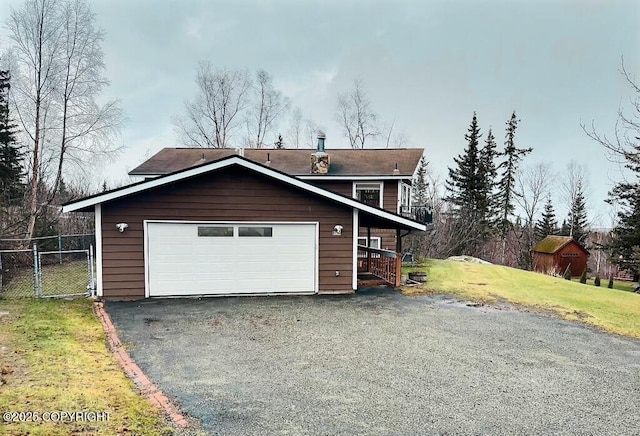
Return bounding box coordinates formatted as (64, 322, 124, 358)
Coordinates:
(496, 111, 532, 263)
(478, 127, 499, 230)
(412, 156, 429, 206)
(446, 112, 485, 256)
(535, 196, 558, 241)
(447, 112, 482, 213)
(567, 181, 588, 245)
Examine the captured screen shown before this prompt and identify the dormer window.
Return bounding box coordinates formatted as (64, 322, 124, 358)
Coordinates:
(354, 182, 383, 208)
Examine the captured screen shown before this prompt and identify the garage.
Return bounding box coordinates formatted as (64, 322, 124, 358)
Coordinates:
(146, 221, 318, 297)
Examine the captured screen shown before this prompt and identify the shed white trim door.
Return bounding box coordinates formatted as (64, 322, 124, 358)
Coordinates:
(146, 222, 317, 296)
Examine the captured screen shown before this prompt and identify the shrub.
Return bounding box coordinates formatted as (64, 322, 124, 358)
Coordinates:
(563, 267, 572, 281)
(608, 275, 614, 289)
(594, 275, 601, 287)
(579, 269, 587, 284)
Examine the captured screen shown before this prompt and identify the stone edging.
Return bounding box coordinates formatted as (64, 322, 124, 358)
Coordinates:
(93, 301, 188, 428)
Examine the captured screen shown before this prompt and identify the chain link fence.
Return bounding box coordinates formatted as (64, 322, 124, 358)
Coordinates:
(0, 234, 95, 299)
(0, 249, 36, 297)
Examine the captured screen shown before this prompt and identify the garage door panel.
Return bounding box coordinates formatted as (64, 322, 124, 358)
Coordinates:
(147, 222, 316, 296)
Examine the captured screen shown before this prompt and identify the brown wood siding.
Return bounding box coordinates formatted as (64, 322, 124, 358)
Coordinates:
(383, 180, 399, 214)
(287, 179, 402, 251)
(533, 242, 588, 276)
(101, 167, 354, 299)
(358, 227, 397, 252)
(555, 243, 588, 276)
(309, 181, 352, 197)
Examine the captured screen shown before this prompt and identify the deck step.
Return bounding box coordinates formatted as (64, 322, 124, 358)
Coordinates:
(358, 279, 388, 287)
(357, 273, 389, 287)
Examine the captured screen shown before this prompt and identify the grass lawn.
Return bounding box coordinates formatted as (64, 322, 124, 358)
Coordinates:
(0, 298, 173, 435)
(404, 259, 640, 338)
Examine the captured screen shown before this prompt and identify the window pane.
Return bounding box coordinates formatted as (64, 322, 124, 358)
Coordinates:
(198, 226, 234, 237)
(357, 188, 380, 206)
(239, 226, 273, 237)
(357, 237, 380, 249)
(402, 185, 411, 207)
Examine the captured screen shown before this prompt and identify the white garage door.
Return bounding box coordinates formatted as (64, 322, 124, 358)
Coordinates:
(146, 222, 317, 297)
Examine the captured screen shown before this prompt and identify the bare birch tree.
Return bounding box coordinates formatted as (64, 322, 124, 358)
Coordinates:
(336, 79, 379, 149)
(246, 70, 289, 148)
(382, 116, 408, 148)
(286, 106, 303, 149)
(6, 0, 123, 239)
(174, 63, 251, 148)
(514, 162, 555, 268)
(515, 162, 555, 226)
(304, 118, 322, 149)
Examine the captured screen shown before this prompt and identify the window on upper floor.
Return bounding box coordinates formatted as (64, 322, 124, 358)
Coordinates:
(354, 182, 382, 208)
(400, 183, 411, 211)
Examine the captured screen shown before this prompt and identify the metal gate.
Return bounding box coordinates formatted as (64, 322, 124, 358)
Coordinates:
(34, 246, 96, 298)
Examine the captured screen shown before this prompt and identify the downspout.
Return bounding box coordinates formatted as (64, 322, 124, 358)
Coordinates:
(398, 229, 411, 254)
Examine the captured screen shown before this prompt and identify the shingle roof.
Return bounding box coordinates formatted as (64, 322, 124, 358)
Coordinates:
(128, 148, 425, 177)
(533, 235, 588, 254)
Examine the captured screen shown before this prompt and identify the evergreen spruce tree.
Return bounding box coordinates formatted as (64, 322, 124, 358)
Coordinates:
(560, 219, 570, 236)
(412, 156, 428, 206)
(275, 134, 284, 149)
(496, 111, 532, 263)
(535, 196, 558, 241)
(579, 268, 587, 284)
(567, 180, 589, 245)
(447, 112, 482, 212)
(477, 127, 499, 231)
(0, 69, 23, 206)
(446, 112, 484, 256)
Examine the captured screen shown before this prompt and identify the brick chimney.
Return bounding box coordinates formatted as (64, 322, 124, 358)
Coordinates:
(310, 131, 330, 174)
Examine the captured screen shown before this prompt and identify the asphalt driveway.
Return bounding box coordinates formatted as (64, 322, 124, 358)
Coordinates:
(107, 289, 640, 435)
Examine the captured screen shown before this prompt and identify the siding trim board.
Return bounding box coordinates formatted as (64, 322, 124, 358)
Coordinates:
(352, 209, 359, 290)
(62, 156, 426, 232)
(95, 204, 104, 297)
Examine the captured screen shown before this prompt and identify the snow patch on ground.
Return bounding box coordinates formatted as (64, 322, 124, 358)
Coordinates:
(446, 255, 493, 265)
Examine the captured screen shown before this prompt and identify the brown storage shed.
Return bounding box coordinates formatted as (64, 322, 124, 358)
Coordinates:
(533, 235, 590, 276)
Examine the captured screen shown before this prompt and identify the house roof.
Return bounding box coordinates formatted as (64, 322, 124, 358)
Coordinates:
(63, 155, 427, 232)
(128, 148, 425, 178)
(533, 235, 589, 254)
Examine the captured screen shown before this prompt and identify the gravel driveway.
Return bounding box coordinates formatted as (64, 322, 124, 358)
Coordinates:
(107, 289, 640, 435)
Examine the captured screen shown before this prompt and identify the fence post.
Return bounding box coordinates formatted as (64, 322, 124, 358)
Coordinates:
(58, 234, 63, 264)
(33, 244, 41, 298)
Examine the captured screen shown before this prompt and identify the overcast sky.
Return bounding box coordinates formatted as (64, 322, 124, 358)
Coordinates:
(1, 0, 639, 226)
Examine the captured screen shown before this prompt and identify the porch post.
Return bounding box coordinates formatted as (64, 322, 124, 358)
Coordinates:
(396, 228, 402, 253)
(366, 226, 371, 271)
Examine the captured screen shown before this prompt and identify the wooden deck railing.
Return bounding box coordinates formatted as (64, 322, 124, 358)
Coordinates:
(357, 246, 402, 287)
